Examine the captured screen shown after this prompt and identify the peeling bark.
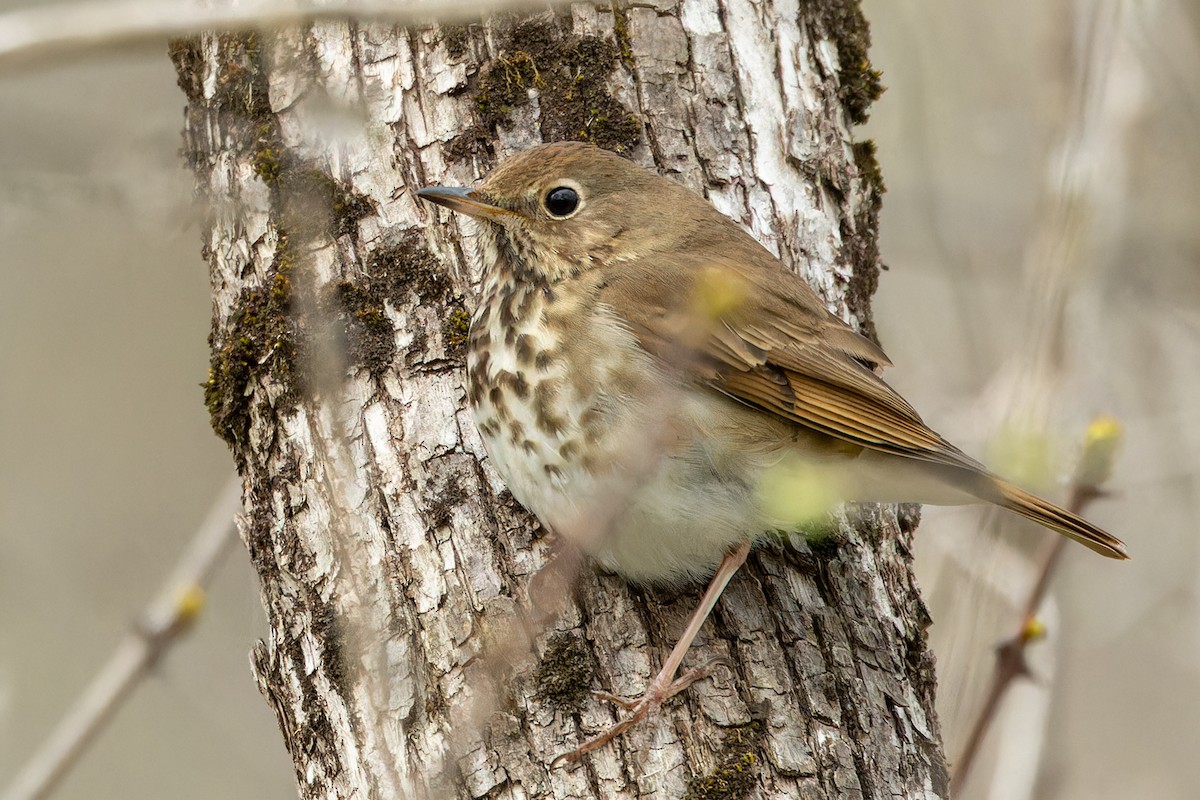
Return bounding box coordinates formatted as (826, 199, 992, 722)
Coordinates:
(172, 2, 947, 798)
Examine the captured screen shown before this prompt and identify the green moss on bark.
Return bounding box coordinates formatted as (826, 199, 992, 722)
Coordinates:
(476, 17, 641, 153)
(204, 237, 298, 449)
(683, 723, 764, 800)
(815, 0, 884, 125)
(534, 632, 594, 712)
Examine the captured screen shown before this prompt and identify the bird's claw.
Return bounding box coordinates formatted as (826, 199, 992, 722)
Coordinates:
(551, 658, 729, 767)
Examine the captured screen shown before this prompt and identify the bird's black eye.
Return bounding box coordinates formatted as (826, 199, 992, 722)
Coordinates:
(543, 186, 580, 218)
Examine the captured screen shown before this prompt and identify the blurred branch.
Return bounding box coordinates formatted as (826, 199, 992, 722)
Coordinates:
(1130, 0, 1200, 122)
(0, 476, 242, 800)
(937, 1, 1143, 794)
(0, 0, 560, 72)
(951, 417, 1124, 797)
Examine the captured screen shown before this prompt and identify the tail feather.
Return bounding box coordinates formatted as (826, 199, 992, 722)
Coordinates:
(995, 479, 1128, 560)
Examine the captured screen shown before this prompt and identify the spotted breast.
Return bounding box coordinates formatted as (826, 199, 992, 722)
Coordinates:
(465, 227, 776, 584)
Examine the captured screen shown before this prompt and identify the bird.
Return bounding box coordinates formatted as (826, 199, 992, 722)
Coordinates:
(417, 140, 1127, 763)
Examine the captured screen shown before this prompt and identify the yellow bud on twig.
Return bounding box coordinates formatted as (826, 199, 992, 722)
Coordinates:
(1074, 415, 1124, 490)
(174, 584, 207, 626)
(1021, 617, 1047, 642)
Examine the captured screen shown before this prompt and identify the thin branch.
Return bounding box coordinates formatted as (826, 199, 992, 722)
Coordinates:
(950, 418, 1123, 797)
(0, 476, 243, 800)
(0, 0, 562, 72)
(949, 3, 1138, 791)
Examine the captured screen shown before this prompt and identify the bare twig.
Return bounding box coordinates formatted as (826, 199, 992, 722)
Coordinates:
(950, 418, 1123, 797)
(0, 0, 562, 72)
(948, 3, 1140, 792)
(1, 476, 242, 800)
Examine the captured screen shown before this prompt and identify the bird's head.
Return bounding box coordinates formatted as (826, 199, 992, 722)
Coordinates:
(418, 142, 718, 283)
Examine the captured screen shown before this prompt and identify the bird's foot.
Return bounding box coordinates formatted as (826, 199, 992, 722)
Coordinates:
(550, 658, 729, 767)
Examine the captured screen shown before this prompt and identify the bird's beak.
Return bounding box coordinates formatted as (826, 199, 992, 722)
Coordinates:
(416, 186, 515, 222)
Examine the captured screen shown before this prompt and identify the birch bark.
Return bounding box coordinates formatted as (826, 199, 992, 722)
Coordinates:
(171, 2, 948, 797)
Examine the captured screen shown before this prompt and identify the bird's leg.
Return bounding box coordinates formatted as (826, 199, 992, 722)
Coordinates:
(552, 540, 751, 766)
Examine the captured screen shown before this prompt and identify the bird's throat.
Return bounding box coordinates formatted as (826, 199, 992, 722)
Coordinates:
(478, 225, 550, 294)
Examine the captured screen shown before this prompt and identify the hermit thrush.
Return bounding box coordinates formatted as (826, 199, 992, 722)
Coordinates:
(418, 141, 1126, 761)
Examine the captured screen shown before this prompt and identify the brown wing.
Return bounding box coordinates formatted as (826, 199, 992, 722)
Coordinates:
(596, 249, 987, 475)
(591, 246, 1129, 560)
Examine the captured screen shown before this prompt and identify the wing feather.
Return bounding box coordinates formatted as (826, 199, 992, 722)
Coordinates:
(596, 252, 982, 473)
(581, 199, 1126, 559)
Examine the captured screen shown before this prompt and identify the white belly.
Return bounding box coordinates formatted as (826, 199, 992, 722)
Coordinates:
(476, 391, 772, 585)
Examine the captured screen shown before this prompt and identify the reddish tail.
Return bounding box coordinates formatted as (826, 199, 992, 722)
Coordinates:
(995, 479, 1128, 559)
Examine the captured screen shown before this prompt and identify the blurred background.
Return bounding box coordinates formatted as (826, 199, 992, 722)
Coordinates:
(0, 0, 1195, 798)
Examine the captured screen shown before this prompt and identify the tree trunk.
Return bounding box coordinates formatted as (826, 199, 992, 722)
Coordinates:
(171, 2, 948, 797)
